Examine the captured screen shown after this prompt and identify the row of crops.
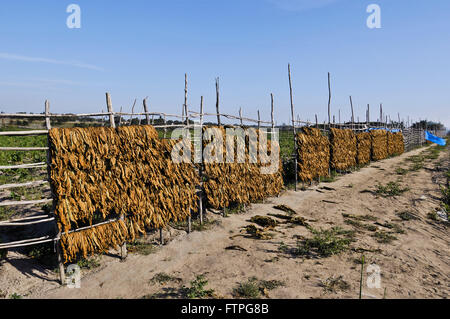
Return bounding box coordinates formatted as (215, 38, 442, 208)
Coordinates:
(296, 128, 405, 182)
(48, 125, 405, 262)
(48, 126, 284, 262)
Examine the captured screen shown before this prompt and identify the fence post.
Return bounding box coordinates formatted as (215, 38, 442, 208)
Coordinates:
(184, 74, 189, 127)
(239, 108, 243, 127)
(216, 78, 221, 126)
(271, 94, 275, 131)
(199, 96, 204, 225)
(106, 93, 127, 260)
(288, 64, 298, 192)
(45, 100, 66, 285)
(143, 98, 150, 125)
(350, 96, 355, 131)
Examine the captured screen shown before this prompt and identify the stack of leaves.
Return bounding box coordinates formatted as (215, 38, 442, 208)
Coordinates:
(393, 132, 405, 155)
(329, 128, 357, 170)
(296, 127, 330, 182)
(60, 220, 128, 263)
(49, 126, 199, 262)
(370, 130, 388, 161)
(356, 132, 371, 165)
(202, 126, 283, 209)
(387, 132, 396, 156)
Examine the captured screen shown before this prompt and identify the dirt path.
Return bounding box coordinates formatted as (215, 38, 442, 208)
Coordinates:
(1, 145, 449, 299)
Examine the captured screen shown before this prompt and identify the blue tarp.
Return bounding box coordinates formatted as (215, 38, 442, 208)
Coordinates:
(425, 131, 446, 146)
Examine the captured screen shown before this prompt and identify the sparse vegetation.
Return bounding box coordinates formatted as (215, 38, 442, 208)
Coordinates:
(395, 168, 408, 175)
(234, 277, 261, 298)
(373, 231, 397, 244)
(191, 218, 221, 232)
(427, 211, 439, 221)
(375, 182, 409, 197)
(150, 273, 182, 285)
(397, 211, 418, 221)
(77, 257, 101, 269)
(127, 240, 157, 256)
(320, 275, 350, 293)
(182, 275, 215, 299)
(295, 227, 354, 257)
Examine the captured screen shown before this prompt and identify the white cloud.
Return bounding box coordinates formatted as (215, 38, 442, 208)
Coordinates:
(266, 0, 341, 11)
(0, 53, 103, 71)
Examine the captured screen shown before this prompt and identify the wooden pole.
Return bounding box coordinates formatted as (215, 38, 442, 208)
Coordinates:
(106, 93, 116, 129)
(118, 106, 123, 126)
(143, 98, 150, 125)
(257, 110, 261, 131)
(215, 77, 221, 126)
(45, 101, 66, 286)
(271, 94, 275, 130)
(129, 99, 137, 126)
(199, 96, 204, 225)
(328, 73, 332, 126)
(184, 73, 189, 127)
(288, 64, 298, 191)
(239, 108, 243, 127)
(106, 93, 127, 259)
(338, 109, 341, 126)
(315, 114, 318, 129)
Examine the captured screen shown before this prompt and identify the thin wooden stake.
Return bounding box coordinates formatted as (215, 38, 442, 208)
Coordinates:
(129, 99, 137, 126)
(106, 93, 127, 259)
(350, 95, 355, 130)
(45, 100, 66, 286)
(143, 97, 150, 125)
(327, 72, 332, 125)
(288, 64, 297, 192)
(118, 106, 123, 126)
(184, 73, 189, 126)
(199, 96, 204, 225)
(239, 108, 243, 127)
(257, 110, 261, 131)
(271, 94, 275, 130)
(216, 77, 221, 126)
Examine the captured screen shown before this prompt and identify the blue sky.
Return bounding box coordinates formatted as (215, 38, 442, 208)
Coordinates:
(0, 0, 449, 127)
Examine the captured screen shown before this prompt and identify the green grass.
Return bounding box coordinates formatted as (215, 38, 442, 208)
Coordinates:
(373, 231, 397, 244)
(395, 168, 408, 175)
(77, 257, 101, 269)
(182, 275, 215, 299)
(321, 170, 339, 183)
(296, 227, 354, 258)
(375, 182, 409, 197)
(234, 277, 261, 299)
(427, 211, 439, 221)
(9, 293, 23, 299)
(191, 218, 221, 232)
(233, 277, 284, 299)
(397, 211, 417, 221)
(25, 242, 55, 267)
(0, 207, 14, 222)
(127, 241, 157, 256)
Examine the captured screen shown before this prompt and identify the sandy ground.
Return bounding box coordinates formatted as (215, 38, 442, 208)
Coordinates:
(0, 145, 448, 299)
